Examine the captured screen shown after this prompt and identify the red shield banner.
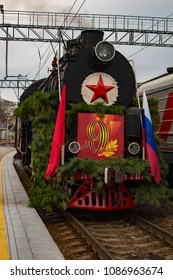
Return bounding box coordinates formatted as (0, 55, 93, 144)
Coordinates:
(77, 113, 124, 159)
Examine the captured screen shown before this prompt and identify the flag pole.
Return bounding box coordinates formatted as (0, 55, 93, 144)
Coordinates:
(56, 51, 61, 101)
(136, 88, 145, 160)
(132, 59, 145, 160)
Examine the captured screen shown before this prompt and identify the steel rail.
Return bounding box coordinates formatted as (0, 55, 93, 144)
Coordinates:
(137, 216, 173, 247)
(64, 211, 115, 260)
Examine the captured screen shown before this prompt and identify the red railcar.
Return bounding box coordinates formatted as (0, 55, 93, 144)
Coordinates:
(137, 69, 173, 185)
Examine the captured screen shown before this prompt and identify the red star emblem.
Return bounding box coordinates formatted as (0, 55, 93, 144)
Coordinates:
(86, 75, 115, 103)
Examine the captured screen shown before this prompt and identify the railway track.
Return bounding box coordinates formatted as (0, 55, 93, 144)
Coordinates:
(45, 211, 101, 260)
(81, 210, 173, 259)
(46, 209, 173, 260)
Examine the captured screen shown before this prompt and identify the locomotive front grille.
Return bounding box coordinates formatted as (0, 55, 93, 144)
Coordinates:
(68, 183, 134, 210)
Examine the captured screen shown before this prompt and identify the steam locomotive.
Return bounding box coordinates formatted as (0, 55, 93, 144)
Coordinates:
(17, 30, 146, 211)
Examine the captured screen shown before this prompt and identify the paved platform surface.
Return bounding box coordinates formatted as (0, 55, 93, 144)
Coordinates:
(1, 150, 64, 260)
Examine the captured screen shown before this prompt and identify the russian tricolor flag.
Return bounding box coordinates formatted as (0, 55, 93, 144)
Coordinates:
(142, 91, 161, 185)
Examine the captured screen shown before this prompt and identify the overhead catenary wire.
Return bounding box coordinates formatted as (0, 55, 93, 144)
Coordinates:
(61, 0, 78, 26)
(127, 33, 173, 60)
(104, 12, 173, 61)
(68, 0, 87, 26)
(28, 0, 87, 80)
(126, 12, 173, 59)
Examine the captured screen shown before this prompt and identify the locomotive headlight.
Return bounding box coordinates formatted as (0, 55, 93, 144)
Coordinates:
(69, 141, 80, 154)
(95, 41, 115, 62)
(128, 142, 140, 155)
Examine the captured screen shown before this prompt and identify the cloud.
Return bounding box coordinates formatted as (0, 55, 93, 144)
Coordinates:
(1, 0, 69, 12)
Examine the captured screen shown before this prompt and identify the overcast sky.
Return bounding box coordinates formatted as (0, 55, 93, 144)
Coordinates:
(0, 0, 173, 102)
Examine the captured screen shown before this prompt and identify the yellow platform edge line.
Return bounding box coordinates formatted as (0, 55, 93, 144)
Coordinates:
(0, 159, 10, 260)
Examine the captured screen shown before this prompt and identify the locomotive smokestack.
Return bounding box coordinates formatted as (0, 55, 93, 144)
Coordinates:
(81, 30, 104, 49)
(167, 67, 173, 74)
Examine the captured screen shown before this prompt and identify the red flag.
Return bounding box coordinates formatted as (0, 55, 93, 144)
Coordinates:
(45, 85, 66, 178)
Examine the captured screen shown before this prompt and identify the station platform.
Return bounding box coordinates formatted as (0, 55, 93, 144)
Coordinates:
(0, 150, 64, 260)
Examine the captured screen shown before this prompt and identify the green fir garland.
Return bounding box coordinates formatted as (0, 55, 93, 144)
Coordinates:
(14, 91, 173, 212)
